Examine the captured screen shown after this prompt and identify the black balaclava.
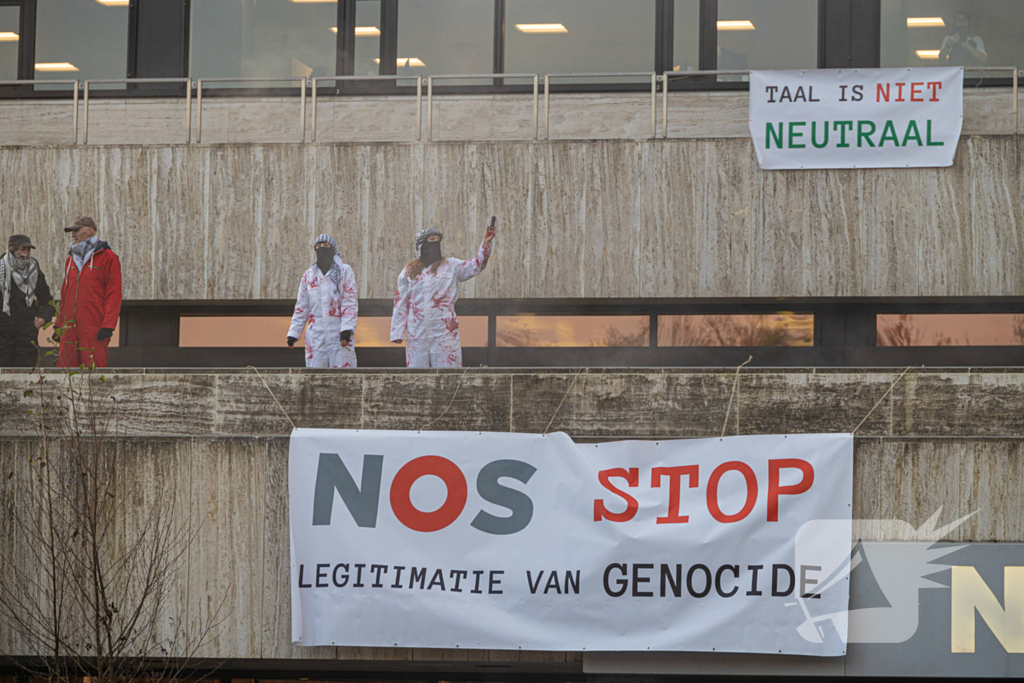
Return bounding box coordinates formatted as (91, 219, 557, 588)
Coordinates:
(420, 241, 443, 265)
(316, 246, 335, 275)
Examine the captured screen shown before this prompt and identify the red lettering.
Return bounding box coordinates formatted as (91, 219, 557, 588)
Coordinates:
(876, 83, 890, 102)
(594, 467, 639, 522)
(767, 459, 815, 522)
(910, 82, 923, 102)
(651, 465, 699, 524)
(706, 461, 758, 524)
(895, 82, 906, 102)
(390, 455, 467, 532)
(927, 81, 942, 101)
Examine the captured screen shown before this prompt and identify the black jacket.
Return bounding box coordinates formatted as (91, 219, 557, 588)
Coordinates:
(0, 267, 55, 333)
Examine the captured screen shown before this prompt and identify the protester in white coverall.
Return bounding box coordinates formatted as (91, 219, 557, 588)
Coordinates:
(287, 234, 358, 368)
(390, 223, 496, 368)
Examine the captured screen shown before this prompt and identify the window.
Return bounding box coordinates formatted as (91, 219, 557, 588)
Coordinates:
(0, 5, 18, 81)
(715, 0, 817, 76)
(396, 0, 492, 80)
(34, 0, 128, 85)
(670, 0, 702, 74)
(658, 314, 814, 346)
(881, 1, 1023, 71)
(354, 0, 382, 77)
(190, 0, 337, 83)
(505, 0, 657, 83)
(179, 316, 488, 347)
(877, 314, 1024, 346)
(496, 316, 649, 347)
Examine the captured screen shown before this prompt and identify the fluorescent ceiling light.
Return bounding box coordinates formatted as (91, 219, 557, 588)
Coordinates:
(515, 23, 568, 34)
(95, 0, 129, 5)
(916, 49, 941, 59)
(717, 20, 755, 31)
(0, 32, 19, 42)
(374, 58, 425, 67)
(355, 26, 380, 36)
(907, 17, 945, 27)
(36, 62, 79, 71)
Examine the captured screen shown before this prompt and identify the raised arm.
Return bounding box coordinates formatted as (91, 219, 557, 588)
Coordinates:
(453, 222, 497, 282)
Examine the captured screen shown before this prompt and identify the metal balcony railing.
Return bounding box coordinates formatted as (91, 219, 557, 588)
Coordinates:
(0, 68, 1019, 146)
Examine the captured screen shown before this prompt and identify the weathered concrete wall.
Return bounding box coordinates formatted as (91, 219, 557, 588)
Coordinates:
(2, 368, 1024, 439)
(1, 136, 1022, 301)
(1, 368, 1022, 661)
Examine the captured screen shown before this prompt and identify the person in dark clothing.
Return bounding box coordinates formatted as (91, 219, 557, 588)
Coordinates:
(0, 234, 54, 367)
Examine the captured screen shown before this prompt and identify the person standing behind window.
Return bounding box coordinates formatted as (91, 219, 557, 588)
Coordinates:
(939, 11, 987, 67)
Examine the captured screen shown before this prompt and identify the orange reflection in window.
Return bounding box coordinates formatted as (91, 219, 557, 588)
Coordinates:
(179, 316, 488, 348)
(496, 316, 649, 347)
(38, 319, 120, 348)
(658, 314, 813, 347)
(877, 314, 1024, 346)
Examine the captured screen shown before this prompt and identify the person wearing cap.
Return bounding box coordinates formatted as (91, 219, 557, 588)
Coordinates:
(286, 234, 359, 368)
(0, 235, 55, 367)
(55, 216, 122, 368)
(389, 221, 496, 368)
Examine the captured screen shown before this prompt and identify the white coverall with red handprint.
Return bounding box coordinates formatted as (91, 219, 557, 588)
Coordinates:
(288, 262, 359, 368)
(390, 240, 491, 368)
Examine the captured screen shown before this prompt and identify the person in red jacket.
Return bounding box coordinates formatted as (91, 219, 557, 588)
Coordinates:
(55, 216, 122, 368)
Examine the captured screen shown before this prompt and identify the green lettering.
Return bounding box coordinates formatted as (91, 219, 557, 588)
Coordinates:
(902, 120, 923, 146)
(878, 120, 901, 147)
(833, 121, 854, 148)
(766, 122, 784, 149)
(857, 120, 876, 148)
(926, 119, 944, 146)
(811, 121, 829, 148)
(788, 121, 806, 149)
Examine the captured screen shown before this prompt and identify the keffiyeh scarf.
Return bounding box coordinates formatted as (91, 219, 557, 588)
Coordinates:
(312, 233, 345, 288)
(0, 252, 39, 316)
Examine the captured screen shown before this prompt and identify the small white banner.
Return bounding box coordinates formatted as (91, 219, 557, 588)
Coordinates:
(749, 67, 963, 169)
(289, 430, 853, 655)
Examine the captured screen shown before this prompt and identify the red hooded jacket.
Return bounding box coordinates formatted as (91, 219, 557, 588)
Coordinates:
(57, 241, 122, 335)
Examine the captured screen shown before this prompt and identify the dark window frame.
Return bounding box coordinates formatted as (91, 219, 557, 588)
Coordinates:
(112, 297, 1024, 369)
(1, 0, 1014, 101)
(0, 0, 35, 84)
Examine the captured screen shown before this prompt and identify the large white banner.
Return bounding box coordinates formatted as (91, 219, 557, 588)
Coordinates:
(290, 430, 853, 655)
(749, 67, 963, 169)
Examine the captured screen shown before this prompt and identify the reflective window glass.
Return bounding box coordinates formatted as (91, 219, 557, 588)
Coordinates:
(0, 6, 18, 81)
(190, 0, 337, 83)
(670, 0, 702, 74)
(505, 0, 657, 83)
(881, 1, 1023, 71)
(354, 0, 382, 76)
(34, 0, 128, 85)
(396, 0, 492, 81)
(179, 316, 487, 347)
(657, 314, 814, 346)
(877, 314, 1024, 346)
(715, 0, 817, 77)
(496, 316, 649, 347)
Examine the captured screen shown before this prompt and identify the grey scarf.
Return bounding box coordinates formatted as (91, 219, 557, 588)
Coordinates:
(0, 252, 39, 315)
(70, 235, 99, 271)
